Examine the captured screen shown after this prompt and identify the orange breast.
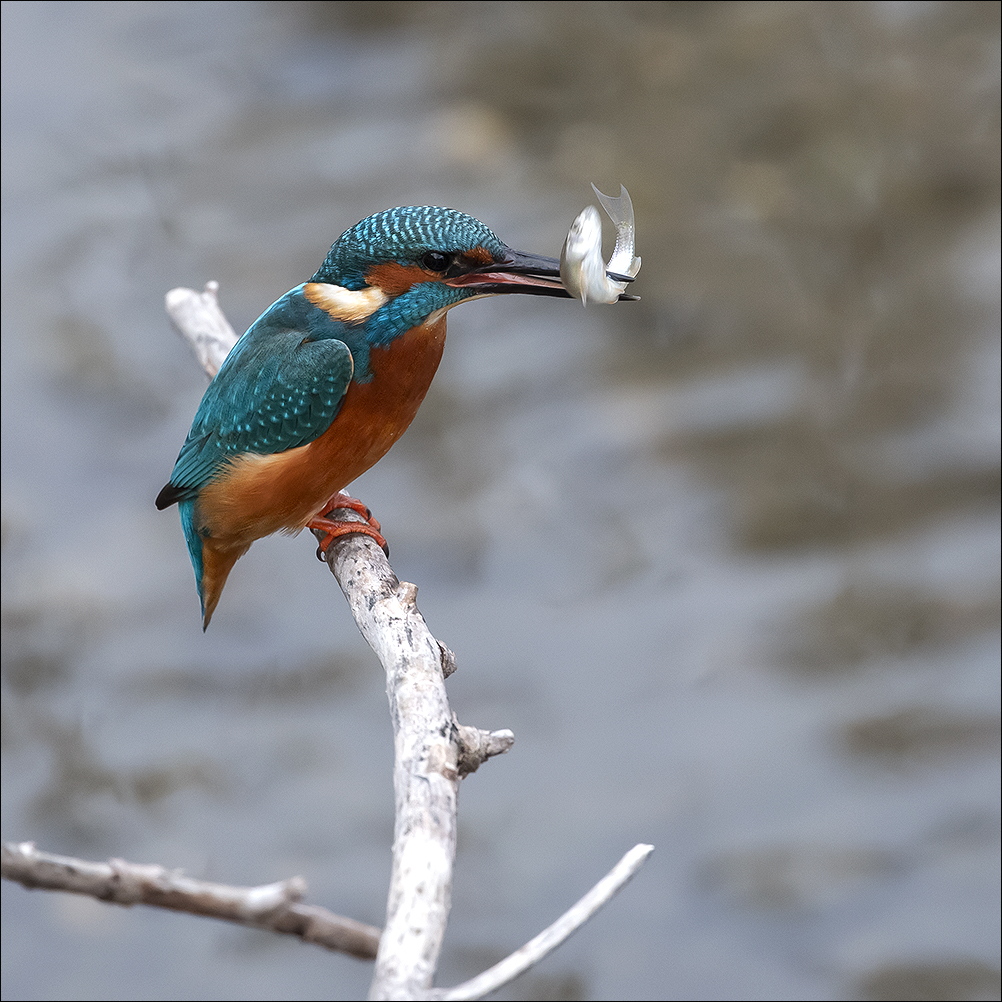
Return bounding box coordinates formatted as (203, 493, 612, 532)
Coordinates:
(196, 316, 447, 550)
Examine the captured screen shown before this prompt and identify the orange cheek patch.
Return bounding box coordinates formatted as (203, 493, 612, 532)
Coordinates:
(462, 246, 495, 266)
(365, 262, 431, 295)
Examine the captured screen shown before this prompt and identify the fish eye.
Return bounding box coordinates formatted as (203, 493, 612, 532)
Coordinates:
(421, 250, 453, 272)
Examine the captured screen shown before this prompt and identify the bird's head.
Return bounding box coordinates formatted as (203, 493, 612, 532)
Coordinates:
(308, 206, 571, 330)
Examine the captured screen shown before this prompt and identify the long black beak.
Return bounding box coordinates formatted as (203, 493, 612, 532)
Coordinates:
(445, 247, 638, 301)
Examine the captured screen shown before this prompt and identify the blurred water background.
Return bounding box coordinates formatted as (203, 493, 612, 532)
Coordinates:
(2, 3, 999, 1000)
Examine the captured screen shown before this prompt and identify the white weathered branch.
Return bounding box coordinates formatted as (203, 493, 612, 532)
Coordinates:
(165, 285, 517, 999)
(318, 527, 516, 999)
(2, 283, 652, 1002)
(2, 841, 380, 958)
(165, 281, 239, 377)
(164, 283, 650, 999)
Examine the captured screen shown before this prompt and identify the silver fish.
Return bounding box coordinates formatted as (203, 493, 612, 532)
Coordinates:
(560, 184, 642, 306)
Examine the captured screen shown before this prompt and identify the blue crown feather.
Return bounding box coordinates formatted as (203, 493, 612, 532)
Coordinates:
(313, 206, 507, 289)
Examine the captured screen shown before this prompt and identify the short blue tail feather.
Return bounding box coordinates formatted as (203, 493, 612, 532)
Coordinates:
(178, 499, 206, 619)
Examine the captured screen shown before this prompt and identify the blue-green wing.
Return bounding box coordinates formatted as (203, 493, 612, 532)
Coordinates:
(161, 327, 353, 503)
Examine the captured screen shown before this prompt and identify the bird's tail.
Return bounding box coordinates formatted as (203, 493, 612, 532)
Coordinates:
(198, 542, 245, 630)
(179, 499, 247, 630)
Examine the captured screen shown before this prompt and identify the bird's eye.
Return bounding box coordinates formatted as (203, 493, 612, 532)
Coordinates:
(421, 250, 453, 272)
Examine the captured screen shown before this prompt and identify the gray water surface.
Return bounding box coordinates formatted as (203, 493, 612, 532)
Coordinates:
(2, 5, 999, 1000)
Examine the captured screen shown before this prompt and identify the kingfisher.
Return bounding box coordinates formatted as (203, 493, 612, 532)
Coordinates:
(157, 204, 633, 628)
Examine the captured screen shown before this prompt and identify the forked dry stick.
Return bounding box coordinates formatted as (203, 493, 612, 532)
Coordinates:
(2, 282, 653, 1002)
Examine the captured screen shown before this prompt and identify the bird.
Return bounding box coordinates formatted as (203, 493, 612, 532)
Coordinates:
(157, 204, 632, 629)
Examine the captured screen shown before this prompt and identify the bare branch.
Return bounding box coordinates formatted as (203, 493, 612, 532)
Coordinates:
(165, 281, 238, 377)
(166, 285, 515, 998)
(6, 282, 650, 998)
(2, 841, 380, 959)
(430, 844, 655, 1001)
(317, 533, 473, 999)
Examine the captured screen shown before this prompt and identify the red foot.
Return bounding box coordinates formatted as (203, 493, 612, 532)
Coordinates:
(309, 493, 389, 559)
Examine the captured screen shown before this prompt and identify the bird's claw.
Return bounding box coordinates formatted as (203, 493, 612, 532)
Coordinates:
(310, 493, 390, 560)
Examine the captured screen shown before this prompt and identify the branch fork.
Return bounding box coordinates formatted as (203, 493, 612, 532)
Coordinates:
(1, 281, 653, 1001)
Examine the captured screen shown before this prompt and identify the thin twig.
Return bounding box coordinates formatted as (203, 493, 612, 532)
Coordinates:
(429, 844, 655, 1001)
(2, 842, 380, 959)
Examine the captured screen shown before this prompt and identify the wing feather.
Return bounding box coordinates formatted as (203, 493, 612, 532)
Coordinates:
(157, 327, 353, 508)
